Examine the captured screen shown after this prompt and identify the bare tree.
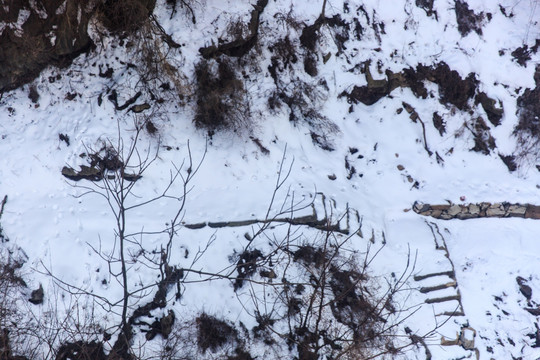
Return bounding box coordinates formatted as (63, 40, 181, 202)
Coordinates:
(42, 118, 206, 357)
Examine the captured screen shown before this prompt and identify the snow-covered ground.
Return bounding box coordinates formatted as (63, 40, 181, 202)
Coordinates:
(1, 0, 540, 358)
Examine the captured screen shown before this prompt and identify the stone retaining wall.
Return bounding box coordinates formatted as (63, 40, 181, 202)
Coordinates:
(413, 202, 540, 220)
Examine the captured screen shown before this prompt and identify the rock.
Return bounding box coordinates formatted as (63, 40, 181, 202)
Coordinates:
(29, 284, 44, 305)
(432, 112, 446, 135)
(0, 1, 95, 92)
(323, 52, 331, 64)
(476, 92, 503, 126)
(122, 172, 142, 182)
(456, 212, 477, 220)
(415, 0, 435, 17)
(517, 276, 532, 300)
(260, 269, 277, 279)
(455, 0, 485, 37)
(526, 205, 540, 219)
(160, 310, 175, 339)
(184, 222, 207, 229)
(129, 103, 150, 113)
(413, 202, 430, 213)
(62, 165, 102, 181)
(468, 204, 480, 215)
(447, 204, 462, 216)
(486, 203, 505, 217)
(526, 307, 540, 316)
(479, 202, 491, 211)
(431, 204, 451, 211)
(459, 327, 476, 350)
(507, 204, 526, 217)
(499, 154, 517, 172)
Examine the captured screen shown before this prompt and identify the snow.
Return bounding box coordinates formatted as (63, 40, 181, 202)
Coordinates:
(1, 0, 540, 358)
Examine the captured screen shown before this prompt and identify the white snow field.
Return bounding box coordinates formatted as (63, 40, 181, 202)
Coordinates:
(1, 0, 540, 359)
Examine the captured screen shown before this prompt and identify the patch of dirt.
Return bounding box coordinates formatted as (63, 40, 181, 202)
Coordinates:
(199, 0, 268, 58)
(418, 62, 478, 110)
(514, 66, 540, 148)
(341, 62, 478, 110)
(511, 40, 540, 67)
(499, 154, 517, 172)
(476, 92, 503, 126)
(233, 249, 263, 290)
(432, 112, 446, 135)
(454, 0, 485, 36)
(416, 0, 436, 17)
(469, 116, 496, 155)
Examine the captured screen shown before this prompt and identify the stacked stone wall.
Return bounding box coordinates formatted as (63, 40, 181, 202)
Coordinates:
(413, 202, 540, 220)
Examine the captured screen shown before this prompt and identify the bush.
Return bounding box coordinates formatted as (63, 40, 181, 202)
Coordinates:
(98, 0, 155, 34)
(196, 313, 239, 353)
(193, 58, 249, 134)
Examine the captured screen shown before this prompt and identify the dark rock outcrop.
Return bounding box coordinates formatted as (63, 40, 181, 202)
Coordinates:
(0, 1, 97, 92)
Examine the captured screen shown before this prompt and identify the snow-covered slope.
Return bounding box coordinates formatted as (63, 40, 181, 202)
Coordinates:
(1, 0, 540, 359)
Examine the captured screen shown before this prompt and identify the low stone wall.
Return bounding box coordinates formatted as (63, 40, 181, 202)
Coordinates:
(413, 202, 540, 220)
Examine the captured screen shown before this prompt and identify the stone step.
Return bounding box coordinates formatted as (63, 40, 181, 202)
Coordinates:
(414, 270, 455, 281)
(425, 294, 461, 304)
(419, 281, 457, 293)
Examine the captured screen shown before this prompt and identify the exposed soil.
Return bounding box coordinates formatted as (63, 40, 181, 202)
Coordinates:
(514, 66, 540, 141)
(199, 0, 268, 58)
(511, 41, 540, 67)
(340, 61, 479, 111)
(454, 0, 485, 37)
(416, 0, 436, 17)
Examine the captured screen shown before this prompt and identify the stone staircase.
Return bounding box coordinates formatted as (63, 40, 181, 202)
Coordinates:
(181, 192, 355, 234)
(412, 221, 479, 359)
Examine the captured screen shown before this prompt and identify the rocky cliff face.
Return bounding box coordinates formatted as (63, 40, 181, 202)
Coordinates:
(0, 0, 98, 92)
(0, 0, 156, 92)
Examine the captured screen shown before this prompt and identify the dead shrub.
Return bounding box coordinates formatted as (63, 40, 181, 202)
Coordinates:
(193, 58, 249, 133)
(196, 313, 239, 353)
(133, 20, 190, 104)
(98, 0, 154, 34)
(268, 37, 298, 83)
(56, 340, 107, 360)
(232, 249, 263, 291)
(269, 79, 338, 151)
